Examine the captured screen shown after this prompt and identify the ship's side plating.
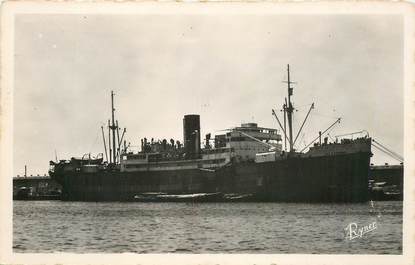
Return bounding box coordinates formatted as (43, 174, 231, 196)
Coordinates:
(51, 137, 371, 202)
(257, 150, 371, 202)
(56, 167, 218, 201)
(216, 138, 371, 202)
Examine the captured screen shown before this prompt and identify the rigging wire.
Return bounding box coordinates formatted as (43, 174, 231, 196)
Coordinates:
(88, 125, 102, 155)
(312, 111, 339, 120)
(293, 103, 314, 112)
(371, 143, 403, 163)
(372, 139, 403, 162)
(371, 142, 403, 162)
(292, 110, 320, 151)
(371, 141, 403, 162)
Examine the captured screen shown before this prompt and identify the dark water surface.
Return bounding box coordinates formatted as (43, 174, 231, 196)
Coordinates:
(13, 201, 402, 254)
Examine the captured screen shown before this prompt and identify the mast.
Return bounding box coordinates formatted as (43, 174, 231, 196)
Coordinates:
(108, 119, 111, 164)
(283, 99, 287, 152)
(285, 64, 295, 152)
(110, 91, 117, 164)
(116, 120, 120, 162)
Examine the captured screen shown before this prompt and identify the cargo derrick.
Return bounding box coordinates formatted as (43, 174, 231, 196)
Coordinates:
(253, 65, 372, 202)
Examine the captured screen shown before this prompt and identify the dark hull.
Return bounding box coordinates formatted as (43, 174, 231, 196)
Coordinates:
(55, 168, 218, 201)
(51, 152, 371, 202)
(257, 152, 370, 202)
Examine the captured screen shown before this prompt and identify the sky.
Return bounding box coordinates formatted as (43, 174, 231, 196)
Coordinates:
(14, 14, 403, 176)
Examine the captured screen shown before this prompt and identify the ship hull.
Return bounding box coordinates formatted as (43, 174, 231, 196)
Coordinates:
(51, 151, 371, 203)
(257, 152, 370, 202)
(56, 168, 218, 201)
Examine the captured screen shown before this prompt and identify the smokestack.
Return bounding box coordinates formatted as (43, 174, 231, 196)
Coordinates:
(183, 114, 201, 159)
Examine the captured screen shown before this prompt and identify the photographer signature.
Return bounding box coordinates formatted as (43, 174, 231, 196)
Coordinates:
(344, 221, 377, 240)
(343, 200, 381, 240)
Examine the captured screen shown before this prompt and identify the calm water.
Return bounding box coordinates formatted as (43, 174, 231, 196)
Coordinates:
(13, 201, 402, 254)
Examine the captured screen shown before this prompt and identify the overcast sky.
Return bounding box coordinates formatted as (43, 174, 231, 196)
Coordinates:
(14, 14, 403, 176)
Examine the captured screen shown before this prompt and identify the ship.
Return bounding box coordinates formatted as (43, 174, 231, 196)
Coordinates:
(49, 65, 372, 202)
